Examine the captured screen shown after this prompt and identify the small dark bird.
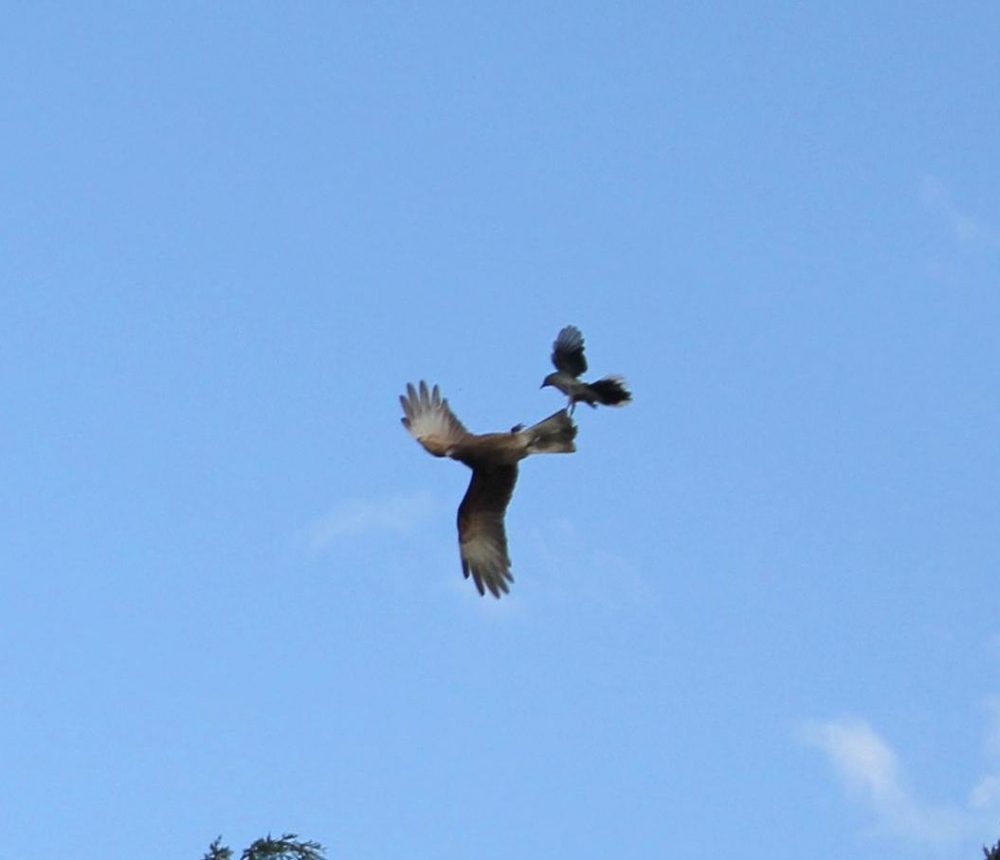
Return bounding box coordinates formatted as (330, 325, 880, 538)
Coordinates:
(400, 381, 577, 598)
(541, 325, 632, 413)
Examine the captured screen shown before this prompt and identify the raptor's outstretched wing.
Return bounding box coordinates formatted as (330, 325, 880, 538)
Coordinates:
(400, 381, 471, 457)
(457, 463, 518, 598)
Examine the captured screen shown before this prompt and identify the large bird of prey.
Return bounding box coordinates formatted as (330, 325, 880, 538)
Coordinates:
(541, 325, 632, 413)
(400, 381, 577, 598)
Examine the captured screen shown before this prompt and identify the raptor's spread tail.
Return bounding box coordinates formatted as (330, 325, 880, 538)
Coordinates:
(521, 409, 577, 454)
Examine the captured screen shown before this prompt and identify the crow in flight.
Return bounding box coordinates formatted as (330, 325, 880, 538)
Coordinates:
(541, 325, 632, 413)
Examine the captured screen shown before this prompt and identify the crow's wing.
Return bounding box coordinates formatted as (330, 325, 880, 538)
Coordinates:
(400, 381, 471, 457)
(457, 463, 518, 598)
(551, 325, 587, 377)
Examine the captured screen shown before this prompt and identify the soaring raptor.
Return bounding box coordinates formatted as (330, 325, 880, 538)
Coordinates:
(400, 381, 577, 598)
(541, 325, 632, 413)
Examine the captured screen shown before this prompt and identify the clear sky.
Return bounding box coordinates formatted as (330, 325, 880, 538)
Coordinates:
(2, 4, 998, 859)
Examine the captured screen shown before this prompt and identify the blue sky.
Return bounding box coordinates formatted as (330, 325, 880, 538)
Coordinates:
(2, 4, 999, 858)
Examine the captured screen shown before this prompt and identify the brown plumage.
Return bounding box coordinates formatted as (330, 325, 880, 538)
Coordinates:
(541, 325, 632, 413)
(400, 381, 577, 598)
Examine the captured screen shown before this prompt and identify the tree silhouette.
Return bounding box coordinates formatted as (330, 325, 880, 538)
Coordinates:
(202, 833, 325, 860)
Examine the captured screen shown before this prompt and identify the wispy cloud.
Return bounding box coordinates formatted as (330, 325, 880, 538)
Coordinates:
(296, 490, 436, 552)
(921, 175, 1000, 251)
(524, 516, 650, 607)
(970, 775, 1000, 811)
(801, 713, 1000, 851)
(984, 696, 1000, 757)
(972, 698, 1000, 811)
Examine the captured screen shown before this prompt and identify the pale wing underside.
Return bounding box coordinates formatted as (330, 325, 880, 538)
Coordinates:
(457, 464, 518, 598)
(400, 381, 471, 457)
(551, 325, 587, 377)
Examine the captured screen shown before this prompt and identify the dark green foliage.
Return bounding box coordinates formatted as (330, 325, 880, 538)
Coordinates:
(984, 836, 1000, 860)
(203, 833, 325, 860)
(202, 838, 233, 860)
